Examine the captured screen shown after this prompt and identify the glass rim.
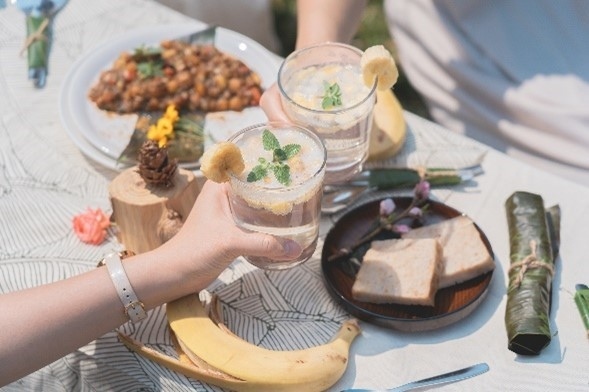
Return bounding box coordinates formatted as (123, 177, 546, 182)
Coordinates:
(277, 42, 377, 115)
(227, 121, 327, 190)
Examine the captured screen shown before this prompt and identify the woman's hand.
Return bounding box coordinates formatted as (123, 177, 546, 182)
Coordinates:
(259, 83, 291, 122)
(158, 181, 302, 287)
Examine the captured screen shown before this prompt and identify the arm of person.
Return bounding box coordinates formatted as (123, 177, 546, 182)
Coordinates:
(296, 0, 367, 49)
(261, 0, 367, 121)
(0, 181, 301, 386)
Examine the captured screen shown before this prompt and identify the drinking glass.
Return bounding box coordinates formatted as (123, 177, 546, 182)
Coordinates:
(227, 122, 327, 270)
(278, 42, 377, 185)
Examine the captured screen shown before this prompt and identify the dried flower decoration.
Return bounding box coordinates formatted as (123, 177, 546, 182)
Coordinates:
(414, 179, 431, 200)
(379, 198, 396, 216)
(328, 180, 431, 263)
(118, 104, 204, 165)
(147, 104, 179, 147)
(72, 208, 110, 245)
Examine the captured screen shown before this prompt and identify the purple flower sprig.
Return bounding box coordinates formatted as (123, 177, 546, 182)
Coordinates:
(327, 180, 431, 263)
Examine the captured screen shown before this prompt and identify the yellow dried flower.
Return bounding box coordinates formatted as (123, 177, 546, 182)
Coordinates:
(146, 104, 179, 147)
(164, 104, 179, 123)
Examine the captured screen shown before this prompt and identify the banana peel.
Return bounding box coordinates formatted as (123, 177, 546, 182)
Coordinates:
(119, 293, 361, 392)
(118, 331, 248, 390)
(368, 88, 406, 162)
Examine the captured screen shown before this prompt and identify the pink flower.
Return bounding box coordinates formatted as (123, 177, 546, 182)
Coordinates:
(379, 198, 396, 216)
(393, 224, 411, 234)
(409, 207, 422, 217)
(73, 208, 110, 245)
(414, 180, 430, 200)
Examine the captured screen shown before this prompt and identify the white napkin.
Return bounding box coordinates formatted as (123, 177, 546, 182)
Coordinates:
(365, 111, 488, 170)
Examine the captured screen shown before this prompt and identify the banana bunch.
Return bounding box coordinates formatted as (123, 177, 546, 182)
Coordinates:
(119, 293, 361, 391)
(361, 45, 399, 90)
(200, 141, 244, 182)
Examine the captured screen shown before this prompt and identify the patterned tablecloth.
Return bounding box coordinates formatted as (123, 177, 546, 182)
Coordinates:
(1, 1, 588, 391)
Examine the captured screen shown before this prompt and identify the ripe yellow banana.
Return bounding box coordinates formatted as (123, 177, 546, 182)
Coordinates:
(361, 45, 399, 91)
(368, 88, 407, 161)
(200, 141, 245, 182)
(166, 293, 361, 392)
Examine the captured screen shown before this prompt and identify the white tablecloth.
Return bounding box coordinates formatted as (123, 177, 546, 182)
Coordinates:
(1, 1, 588, 391)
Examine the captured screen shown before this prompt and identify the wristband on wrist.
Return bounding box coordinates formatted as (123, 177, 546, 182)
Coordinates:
(98, 250, 147, 324)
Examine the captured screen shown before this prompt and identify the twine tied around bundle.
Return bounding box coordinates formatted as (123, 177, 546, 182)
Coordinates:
(508, 239, 554, 289)
(20, 18, 49, 56)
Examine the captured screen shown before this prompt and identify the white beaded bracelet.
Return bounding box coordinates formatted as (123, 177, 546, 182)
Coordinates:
(102, 251, 147, 324)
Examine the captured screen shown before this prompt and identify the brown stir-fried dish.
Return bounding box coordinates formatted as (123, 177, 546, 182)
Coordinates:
(88, 40, 264, 113)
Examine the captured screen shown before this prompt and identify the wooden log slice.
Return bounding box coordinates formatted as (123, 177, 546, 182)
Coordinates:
(109, 167, 200, 254)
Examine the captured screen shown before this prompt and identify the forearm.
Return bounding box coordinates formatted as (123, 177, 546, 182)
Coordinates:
(0, 247, 211, 386)
(296, 0, 367, 49)
(0, 265, 124, 385)
(0, 181, 293, 386)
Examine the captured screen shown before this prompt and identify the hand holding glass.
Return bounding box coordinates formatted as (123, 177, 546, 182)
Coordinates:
(278, 42, 377, 185)
(227, 122, 326, 270)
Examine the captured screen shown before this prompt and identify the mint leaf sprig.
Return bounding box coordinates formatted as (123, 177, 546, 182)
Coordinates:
(321, 81, 343, 109)
(247, 129, 301, 186)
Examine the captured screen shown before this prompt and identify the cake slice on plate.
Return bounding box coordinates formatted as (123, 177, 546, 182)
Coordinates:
(402, 215, 494, 288)
(352, 238, 442, 306)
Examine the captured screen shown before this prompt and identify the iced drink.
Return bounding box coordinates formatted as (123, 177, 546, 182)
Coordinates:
(228, 122, 326, 270)
(278, 43, 377, 185)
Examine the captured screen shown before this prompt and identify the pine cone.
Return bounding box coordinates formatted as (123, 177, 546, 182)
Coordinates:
(137, 140, 178, 187)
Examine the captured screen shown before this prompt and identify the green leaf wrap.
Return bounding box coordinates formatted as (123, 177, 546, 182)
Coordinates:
(504, 191, 556, 355)
(26, 15, 48, 69)
(368, 168, 462, 190)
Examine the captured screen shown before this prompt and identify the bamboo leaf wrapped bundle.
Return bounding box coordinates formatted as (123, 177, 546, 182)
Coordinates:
(504, 191, 559, 355)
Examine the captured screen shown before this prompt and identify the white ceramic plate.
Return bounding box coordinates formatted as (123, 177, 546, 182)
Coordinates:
(60, 23, 281, 170)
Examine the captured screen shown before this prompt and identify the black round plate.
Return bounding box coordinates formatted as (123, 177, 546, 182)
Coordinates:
(321, 197, 494, 331)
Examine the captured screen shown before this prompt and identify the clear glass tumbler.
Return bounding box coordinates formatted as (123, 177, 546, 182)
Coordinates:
(278, 42, 377, 185)
(227, 122, 327, 270)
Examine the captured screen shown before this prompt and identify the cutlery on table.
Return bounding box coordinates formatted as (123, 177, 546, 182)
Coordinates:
(341, 362, 489, 392)
(322, 165, 483, 214)
(15, 0, 67, 88)
(322, 185, 376, 214)
(575, 284, 589, 338)
(349, 165, 483, 190)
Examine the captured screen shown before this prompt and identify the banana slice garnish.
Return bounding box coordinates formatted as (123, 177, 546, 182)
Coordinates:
(200, 142, 245, 183)
(361, 44, 399, 91)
